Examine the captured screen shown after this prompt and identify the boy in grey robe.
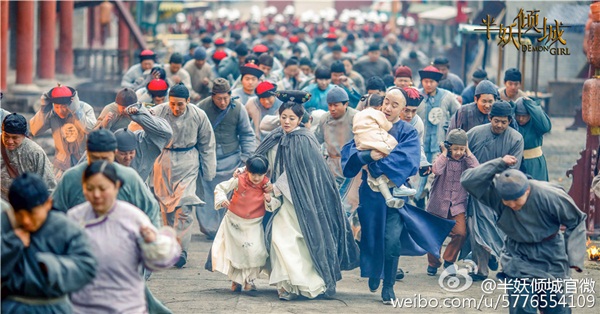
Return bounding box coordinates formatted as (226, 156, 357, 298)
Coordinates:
(1, 174, 96, 313)
(461, 156, 586, 314)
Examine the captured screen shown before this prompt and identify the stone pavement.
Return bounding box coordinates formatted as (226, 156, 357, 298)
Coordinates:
(13, 113, 600, 313)
(144, 117, 599, 314)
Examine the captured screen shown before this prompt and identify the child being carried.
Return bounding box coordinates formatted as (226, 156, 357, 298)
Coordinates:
(352, 94, 414, 208)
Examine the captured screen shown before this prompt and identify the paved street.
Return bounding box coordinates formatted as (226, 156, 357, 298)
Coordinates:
(141, 117, 599, 313)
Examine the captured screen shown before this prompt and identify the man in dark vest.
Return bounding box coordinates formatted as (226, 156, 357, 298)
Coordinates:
(196, 78, 257, 238)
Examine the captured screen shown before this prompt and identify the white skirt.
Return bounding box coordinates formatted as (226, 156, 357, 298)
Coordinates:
(211, 211, 268, 284)
(268, 196, 326, 298)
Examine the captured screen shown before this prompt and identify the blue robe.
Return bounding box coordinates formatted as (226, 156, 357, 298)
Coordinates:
(341, 120, 455, 278)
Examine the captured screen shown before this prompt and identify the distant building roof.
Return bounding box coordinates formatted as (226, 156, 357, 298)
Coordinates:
(546, 4, 588, 32)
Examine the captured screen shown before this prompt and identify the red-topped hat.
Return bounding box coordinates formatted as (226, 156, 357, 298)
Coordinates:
(418, 65, 443, 82)
(212, 50, 228, 61)
(147, 79, 169, 91)
(147, 79, 169, 98)
(341, 46, 348, 53)
(240, 62, 264, 78)
(395, 66, 412, 78)
(403, 87, 424, 107)
(255, 81, 277, 98)
(214, 38, 226, 46)
(51, 85, 72, 98)
(139, 49, 156, 61)
(48, 84, 75, 105)
(324, 33, 337, 41)
(289, 36, 299, 44)
(253, 44, 269, 53)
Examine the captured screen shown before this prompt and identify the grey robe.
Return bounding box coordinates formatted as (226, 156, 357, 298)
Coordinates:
(195, 97, 256, 237)
(94, 103, 132, 132)
(1, 203, 97, 313)
(461, 158, 587, 279)
(466, 124, 524, 257)
(1, 138, 56, 200)
(152, 103, 216, 213)
(314, 108, 356, 181)
(126, 104, 173, 182)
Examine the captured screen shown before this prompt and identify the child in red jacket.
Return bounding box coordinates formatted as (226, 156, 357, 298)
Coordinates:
(211, 155, 280, 292)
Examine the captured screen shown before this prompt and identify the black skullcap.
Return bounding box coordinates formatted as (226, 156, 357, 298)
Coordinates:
(8, 173, 50, 212)
(366, 76, 385, 91)
(299, 57, 313, 67)
(332, 44, 342, 52)
(284, 58, 299, 68)
(433, 57, 449, 66)
(373, 33, 383, 39)
(275, 90, 311, 104)
(475, 80, 498, 97)
(368, 43, 380, 52)
(258, 53, 274, 67)
(169, 83, 190, 99)
(114, 128, 137, 152)
(150, 66, 167, 80)
(115, 88, 137, 107)
(347, 33, 356, 40)
(504, 68, 522, 82)
(315, 66, 331, 79)
(267, 28, 277, 35)
(383, 74, 395, 88)
(87, 128, 117, 152)
(515, 97, 533, 115)
(473, 68, 488, 80)
(2, 113, 28, 135)
(231, 32, 242, 40)
(169, 53, 184, 64)
(495, 169, 530, 201)
(245, 54, 259, 65)
(330, 60, 345, 74)
(490, 101, 513, 117)
(201, 36, 213, 44)
(235, 43, 248, 57)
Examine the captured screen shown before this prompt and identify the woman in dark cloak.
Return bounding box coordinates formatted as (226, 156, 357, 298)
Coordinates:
(255, 90, 360, 300)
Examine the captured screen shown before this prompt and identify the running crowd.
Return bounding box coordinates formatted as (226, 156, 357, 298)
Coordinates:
(0, 7, 596, 314)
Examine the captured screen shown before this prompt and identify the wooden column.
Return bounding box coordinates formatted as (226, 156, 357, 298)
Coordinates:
(38, 0, 56, 79)
(58, 0, 73, 75)
(118, 1, 130, 70)
(1, 0, 9, 90)
(16, 1, 34, 84)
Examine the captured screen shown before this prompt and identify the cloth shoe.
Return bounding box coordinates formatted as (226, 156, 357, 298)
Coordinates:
(368, 277, 380, 292)
(393, 185, 417, 197)
(395, 268, 404, 281)
(381, 286, 396, 305)
(231, 282, 242, 292)
(278, 289, 298, 301)
(488, 255, 499, 271)
(175, 251, 187, 268)
(469, 273, 488, 282)
(443, 261, 456, 276)
(385, 197, 405, 208)
(244, 280, 257, 291)
(427, 266, 438, 276)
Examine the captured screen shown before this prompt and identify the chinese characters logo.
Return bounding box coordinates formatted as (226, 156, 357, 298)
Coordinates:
(477, 9, 570, 55)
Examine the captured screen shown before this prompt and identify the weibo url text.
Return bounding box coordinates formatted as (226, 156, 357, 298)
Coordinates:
(390, 294, 595, 310)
